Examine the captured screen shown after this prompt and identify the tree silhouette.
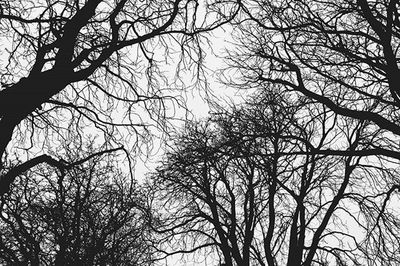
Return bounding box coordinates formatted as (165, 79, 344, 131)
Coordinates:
(0, 0, 239, 196)
(3, 1, 400, 265)
(0, 140, 155, 265)
(231, 0, 400, 156)
(222, 2, 400, 264)
(150, 88, 400, 265)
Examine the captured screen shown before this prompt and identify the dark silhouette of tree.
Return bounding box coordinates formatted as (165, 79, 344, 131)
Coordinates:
(0, 0, 239, 196)
(150, 89, 400, 265)
(230, 0, 400, 157)
(3, 1, 400, 265)
(0, 139, 155, 265)
(219, 1, 400, 264)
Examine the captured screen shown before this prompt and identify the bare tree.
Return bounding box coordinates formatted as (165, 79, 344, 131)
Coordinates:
(217, 1, 400, 264)
(0, 0, 239, 195)
(0, 139, 155, 265)
(149, 88, 399, 265)
(230, 0, 400, 158)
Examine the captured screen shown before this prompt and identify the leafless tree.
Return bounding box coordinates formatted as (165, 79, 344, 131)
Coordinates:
(233, 0, 400, 130)
(0, 0, 239, 196)
(216, 1, 400, 264)
(149, 88, 399, 265)
(0, 139, 155, 265)
(229, 0, 400, 159)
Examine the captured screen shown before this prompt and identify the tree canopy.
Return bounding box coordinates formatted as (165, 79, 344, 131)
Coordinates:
(0, 140, 154, 265)
(0, 0, 238, 195)
(2, 1, 400, 266)
(151, 89, 400, 265)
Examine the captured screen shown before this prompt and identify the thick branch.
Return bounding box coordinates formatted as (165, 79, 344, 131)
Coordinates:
(0, 146, 123, 196)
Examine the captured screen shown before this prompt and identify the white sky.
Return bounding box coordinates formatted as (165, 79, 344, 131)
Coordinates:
(133, 25, 243, 181)
(129, 26, 245, 266)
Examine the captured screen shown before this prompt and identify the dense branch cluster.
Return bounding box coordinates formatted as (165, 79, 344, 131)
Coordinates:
(0, 0, 238, 196)
(0, 142, 154, 265)
(1, 0, 400, 265)
(151, 89, 400, 265)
